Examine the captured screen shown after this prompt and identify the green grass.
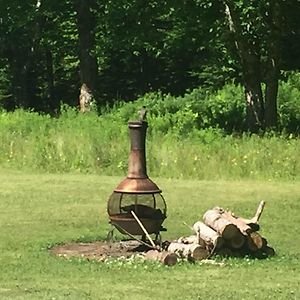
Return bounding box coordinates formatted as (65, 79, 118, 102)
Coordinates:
(0, 109, 299, 181)
(0, 168, 299, 299)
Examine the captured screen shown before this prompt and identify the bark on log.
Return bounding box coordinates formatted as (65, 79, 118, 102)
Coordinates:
(144, 250, 177, 266)
(192, 221, 224, 249)
(252, 200, 265, 223)
(203, 209, 240, 240)
(233, 218, 260, 231)
(246, 234, 259, 252)
(177, 235, 206, 248)
(167, 242, 209, 260)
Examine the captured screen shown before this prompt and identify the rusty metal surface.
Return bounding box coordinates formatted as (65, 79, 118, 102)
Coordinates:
(107, 192, 167, 217)
(107, 118, 167, 236)
(114, 177, 161, 193)
(109, 214, 165, 235)
(114, 120, 161, 194)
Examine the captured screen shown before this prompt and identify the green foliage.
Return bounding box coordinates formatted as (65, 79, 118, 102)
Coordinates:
(278, 73, 300, 133)
(1, 0, 300, 119)
(104, 83, 245, 135)
(108, 73, 296, 135)
(1, 82, 299, 180)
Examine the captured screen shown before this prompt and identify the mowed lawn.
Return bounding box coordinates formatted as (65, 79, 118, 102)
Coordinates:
(0, 168, 299, 300)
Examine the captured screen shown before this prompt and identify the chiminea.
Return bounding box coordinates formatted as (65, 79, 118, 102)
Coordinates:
(107, 120, 167, 238)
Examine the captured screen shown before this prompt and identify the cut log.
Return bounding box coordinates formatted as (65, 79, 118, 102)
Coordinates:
(192, 221, 224, 249)
(246, 234, 259, 252)
(203, 209, 240, 240)
(177, 235, 206, 248)
(244, 222, 260, 232)
(167, 242, 209, 260)
(215, 247, 243, 258)
(262, 245, 275, 257)
(248, 232, 265, 250)
(144, 250, 177, 266)
(252, 244, 275, 259)
(177, 235, 196, 244)
(215, 247, 235, 257)
(228, 233, 245, 249)
(221, 211, 253, 235)
(251, 200, 265, 223)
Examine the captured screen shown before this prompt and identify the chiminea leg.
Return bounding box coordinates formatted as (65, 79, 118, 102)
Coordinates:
(106, 227, 115, 241)
(155, 233, 162, 247)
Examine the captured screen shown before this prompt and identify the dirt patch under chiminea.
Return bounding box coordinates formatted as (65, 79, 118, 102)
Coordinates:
(50, 240, 151, 261)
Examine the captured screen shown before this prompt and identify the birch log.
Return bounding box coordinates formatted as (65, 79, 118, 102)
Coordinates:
(221, 211, 253, 235)
(192, 221, 224, 249)
(144, 250, 177, 266)
(248, 232, 265, 250)
(177, 235, 206, 248)
(203, 209, 240, 240)
(167, 242, 209, 260)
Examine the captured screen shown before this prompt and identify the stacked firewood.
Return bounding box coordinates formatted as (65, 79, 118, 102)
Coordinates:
(143, 201, 274, 265)
(166, 201, 275, 261)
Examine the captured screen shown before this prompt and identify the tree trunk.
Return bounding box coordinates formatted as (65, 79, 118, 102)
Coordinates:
(244, 73, 265, 132)
(7, 45, 31, 109)
(45, 49, 57, 111)
(265, 75, 278, 129)
(264, 1, 281, 129)
(224, 2, 265, 132)
(75, 0, 98, 102)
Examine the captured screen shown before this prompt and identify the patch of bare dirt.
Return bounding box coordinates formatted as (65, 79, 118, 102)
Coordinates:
(50, 240, 150, 261)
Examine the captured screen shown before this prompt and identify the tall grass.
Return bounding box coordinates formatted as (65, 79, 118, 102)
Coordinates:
(0, 104, 299, 180)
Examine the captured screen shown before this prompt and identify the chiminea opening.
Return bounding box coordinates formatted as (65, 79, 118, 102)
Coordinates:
(107, 120, 167, 237)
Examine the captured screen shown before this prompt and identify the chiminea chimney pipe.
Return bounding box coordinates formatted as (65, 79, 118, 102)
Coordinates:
(127, 121, 147, 178)
(114, 120, 161, 193)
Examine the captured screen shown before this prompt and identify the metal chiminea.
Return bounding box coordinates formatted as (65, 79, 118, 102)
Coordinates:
(107, 117, 167, 240)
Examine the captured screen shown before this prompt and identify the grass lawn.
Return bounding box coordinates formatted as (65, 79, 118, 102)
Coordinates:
(0, 168, 299, 299)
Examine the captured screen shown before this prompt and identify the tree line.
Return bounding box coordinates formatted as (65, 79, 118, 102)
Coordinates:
(0, 0, 299, 132)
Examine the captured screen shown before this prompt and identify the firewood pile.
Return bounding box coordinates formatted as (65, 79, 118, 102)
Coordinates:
(144, 201, 275, 265)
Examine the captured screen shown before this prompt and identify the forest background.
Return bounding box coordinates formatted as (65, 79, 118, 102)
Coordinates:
(0, 0, 300, 132)
(0, 0, 300, 180)
(0, 4, 300, 298)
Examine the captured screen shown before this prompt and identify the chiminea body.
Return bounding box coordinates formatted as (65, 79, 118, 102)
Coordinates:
(107, 120, 167, 236)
